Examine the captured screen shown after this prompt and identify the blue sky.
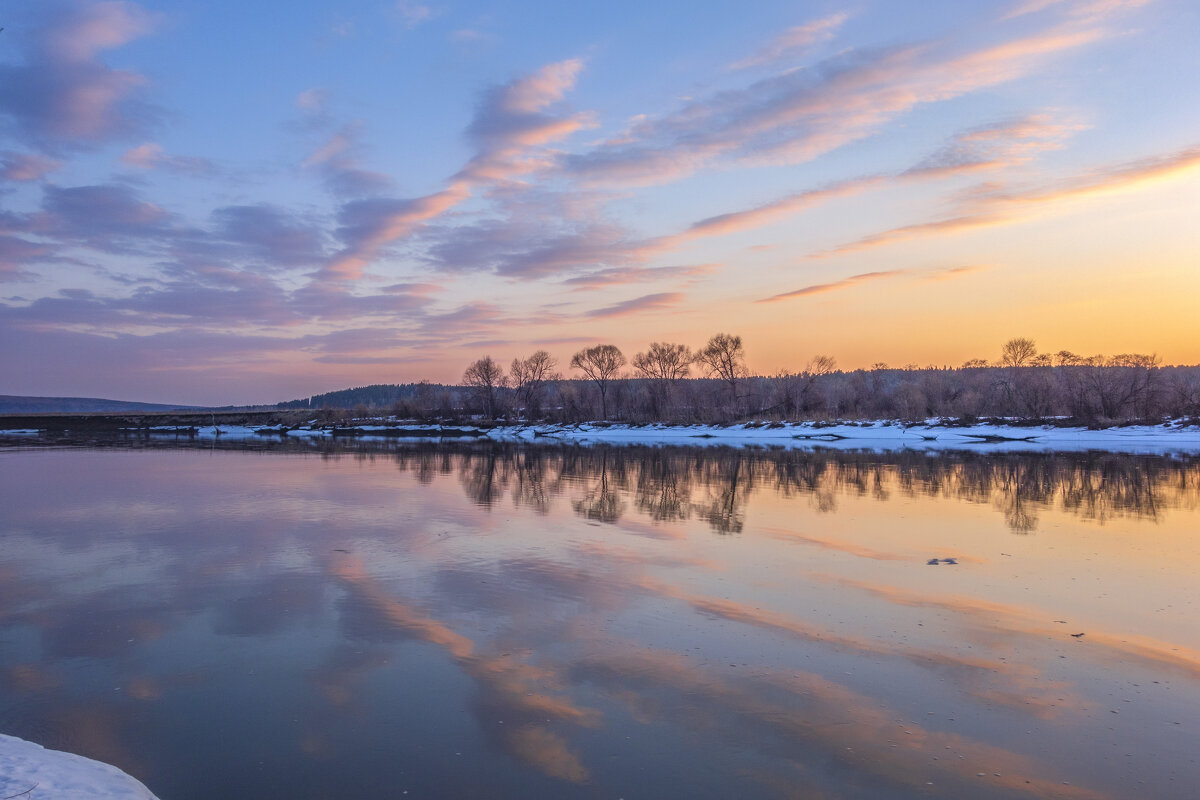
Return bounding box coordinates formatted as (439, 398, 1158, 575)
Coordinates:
(2, 0, 1199, 404)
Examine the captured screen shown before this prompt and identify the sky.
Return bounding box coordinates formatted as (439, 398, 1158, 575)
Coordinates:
(1, 0, 1198, 405)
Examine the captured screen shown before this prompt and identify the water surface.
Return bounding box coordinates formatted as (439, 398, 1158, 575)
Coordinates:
(1, 441, 1198, 799)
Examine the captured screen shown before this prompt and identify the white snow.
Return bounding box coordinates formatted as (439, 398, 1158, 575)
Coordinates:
(0, 734, 159, 800)
(480, 420, 1200, 455)
(5, 419, 1200, 454)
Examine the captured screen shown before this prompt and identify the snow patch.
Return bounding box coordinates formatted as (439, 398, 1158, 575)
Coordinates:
(0, 734, 159, 799)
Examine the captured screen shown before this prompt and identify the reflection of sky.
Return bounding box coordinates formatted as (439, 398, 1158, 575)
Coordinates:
(1, 445, 1199, 799)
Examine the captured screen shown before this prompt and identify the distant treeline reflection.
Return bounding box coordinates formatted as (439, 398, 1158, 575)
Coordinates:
(366, 443, 1200, 533)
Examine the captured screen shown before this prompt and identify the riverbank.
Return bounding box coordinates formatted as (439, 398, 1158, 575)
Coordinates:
(6, 417, 1198, 455)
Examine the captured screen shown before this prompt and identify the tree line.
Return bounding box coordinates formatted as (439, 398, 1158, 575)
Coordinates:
(453, 335, 1199, 425)
(281, 335, 1200, 425)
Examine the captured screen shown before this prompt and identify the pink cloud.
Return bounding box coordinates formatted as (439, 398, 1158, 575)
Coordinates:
(459, 59, 594, 183)
(728, 13, 849, 71)
(0, 236, 50, 280)
(0, 0, 160, 147)
(818, 142, 1200, 257)
(322, 59, 592, 281)
(324, 182, 470, 280)
(584, 291, 685, 318)
(302, 124, 393, 197)
(119, 141, 162, 168)
(757, 270, 905, 303)
(563, 263, 718, 290)
(562, 11, 1124, 188)
(0, 152, 62, 181)
(757, 265, 982, 302)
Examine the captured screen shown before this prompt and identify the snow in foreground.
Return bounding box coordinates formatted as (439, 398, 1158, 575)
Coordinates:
(0, 734, 158, 800)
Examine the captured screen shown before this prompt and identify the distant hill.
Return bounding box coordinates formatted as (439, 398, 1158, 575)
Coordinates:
(278, 383, 458, 410)
(0, 395, 201, 414)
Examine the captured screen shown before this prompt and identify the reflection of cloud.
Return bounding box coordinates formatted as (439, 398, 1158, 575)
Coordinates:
(330, 555, 598, 782)
(758, 526, 912, 560)
(575, 647, 1110, 799)
(4, 664, 59, 692)
(638, 574, 1083, 718)
(505, 725, 589, 783)
(837, 577, 1200, 680)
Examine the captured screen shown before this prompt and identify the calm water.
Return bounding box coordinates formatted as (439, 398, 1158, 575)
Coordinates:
(1, 440, 1198, 799)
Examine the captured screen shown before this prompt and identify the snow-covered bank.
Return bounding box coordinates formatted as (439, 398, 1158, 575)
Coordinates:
(0, 734, 159, 799)
(5, 419, 1200, 455)
(187, 418, 1200, 454)
(488, 420, 1200, 454)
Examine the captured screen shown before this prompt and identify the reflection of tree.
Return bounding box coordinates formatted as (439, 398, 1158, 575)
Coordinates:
(512, 449, 556, 514)
(571, 449, 626, 523)
(772, 451, 836, 513)
(372, 440, 1200, 534)
(459, 451, 507, 508)
(693, 451, 752, 533)
(634, 451, 693, 522)
(991, 460, 1052, 534)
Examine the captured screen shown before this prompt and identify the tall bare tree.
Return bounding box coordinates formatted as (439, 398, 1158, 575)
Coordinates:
(571, 344, 626, 420)
(462, 356, 506, 420)
(633, 342, 691, 416)
(696, 333, 747, 414)
(510, 350, 559, 419)
(1000, 337, 1038, 368)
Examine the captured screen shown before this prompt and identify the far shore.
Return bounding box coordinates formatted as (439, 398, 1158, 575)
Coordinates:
(3, 414, 1199, 455)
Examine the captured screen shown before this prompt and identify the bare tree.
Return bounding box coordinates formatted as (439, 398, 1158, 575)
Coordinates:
(1001, 337, 1038, 368)
(510, 350, 559, 420)
(462, 356, 506, 420)
(997, 337, 1051, 419)
(633, 342, 692, 382)
(633, 342, 692, 417)
(696, 333, 748, 414)
(1086, 353, 1161, 420)
(571, 344, 626, 420)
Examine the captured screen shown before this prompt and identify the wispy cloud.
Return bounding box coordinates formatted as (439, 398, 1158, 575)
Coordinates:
(728, 13, 849, 71)
(757, 265, 983, 303)
(584, 291, 685, 318)
(0, 236, 49, 281)
(0, 152, 62, 182)
(563, 263, 717, 290)
(1003, 0, 1149, 22)
(819, 143, 1200, 257)
(302, 124, 393, 197)
(561, 15, 1115, 187)
(394, 1, 433, 29)
(120, 142, 218, 177)
(757, 270, 905, 303)
(322, 59, 591, 280)
(905, 113, 1087, 176)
